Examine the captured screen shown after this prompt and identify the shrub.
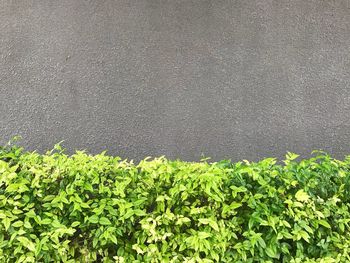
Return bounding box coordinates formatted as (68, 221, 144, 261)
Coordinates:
(0, 142, 350, 262)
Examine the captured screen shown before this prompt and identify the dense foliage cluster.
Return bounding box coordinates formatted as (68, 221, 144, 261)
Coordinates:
(0, 142, 350, 262)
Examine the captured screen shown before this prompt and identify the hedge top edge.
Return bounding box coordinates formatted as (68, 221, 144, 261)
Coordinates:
(0, 141, 350, 262)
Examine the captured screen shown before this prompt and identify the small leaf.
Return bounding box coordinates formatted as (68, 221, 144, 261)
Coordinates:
(299, 230, 310, 243)
(286, 152, 299, 161)
(123, 209, 134, 219)
(209, 221, 219, 232)
(318, 219, 331, 229)
(71, 221, 80, 227)
(24, 221, 32, 229)
(17, 236, 36, 252)
(88, 215, 99, 224)
(134, 209, 146, 216)
(110, 235, 118, 245)
(176, 217, 191, 225)
(12, 221, 23, 228)
(40, 218, 51, 225)
(295, 189, 309, 202)
(99, 217, 111, 225)
(198, 232, 211, 239)
(3, 217, 11, 231)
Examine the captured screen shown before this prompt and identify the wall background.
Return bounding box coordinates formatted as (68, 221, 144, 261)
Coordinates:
(1, 0, 350, 161)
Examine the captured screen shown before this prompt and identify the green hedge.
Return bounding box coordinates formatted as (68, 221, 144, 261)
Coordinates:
(1, 143, 350, 262)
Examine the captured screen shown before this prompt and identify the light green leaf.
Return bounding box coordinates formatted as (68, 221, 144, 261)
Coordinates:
(40, 218, 51, 225)
(71, 221, 80, 227)
(12, 221, 23, 228)
(88, 215, 99, 224)
(3, 217, 11, 231)
(286, 152, 299, 161)
(99, 217, 112, 225)
(318, 219, 331, 229)
(295, 189, 309, 202)
(209, 221, 219, 232)
(198, 232, 211, 239)
(17, 236, 36, 252)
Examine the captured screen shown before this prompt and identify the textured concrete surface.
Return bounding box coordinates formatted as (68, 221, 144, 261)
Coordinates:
(1, 0, 350, 161)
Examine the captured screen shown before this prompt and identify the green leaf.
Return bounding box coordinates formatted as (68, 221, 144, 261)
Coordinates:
(71, 221, 81, 227)
(25, 210, 36, 218)
(12, 221, 23, 228)
(209, 221, 219, 232)
(295, 189, 309, 202)
(88, 215, 99, 224)
(198, 218, 219, 231)
(99, 217, 111, 225)
(133, 209, 146, 216)
(176, 217, 191, 225)
(318, 219, 331, 229)
(198, 232, 211, 239)
(40, 218, 51, 225)
(23, 220, 32, 229)
(286, 152, 299, 161)
(265, 244, 279, 259)
(299, 230, 310, 242)
(110, 234, 118, 245)
(3, 217, 11, 231)
(17, 236, 36, 252)
(123, 209, 134, 219)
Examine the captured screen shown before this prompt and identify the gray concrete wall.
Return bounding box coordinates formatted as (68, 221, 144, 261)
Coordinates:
(1, 0, 350, 161)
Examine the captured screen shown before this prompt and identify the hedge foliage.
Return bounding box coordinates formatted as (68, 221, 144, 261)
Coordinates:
(1, 142, 350, 262)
